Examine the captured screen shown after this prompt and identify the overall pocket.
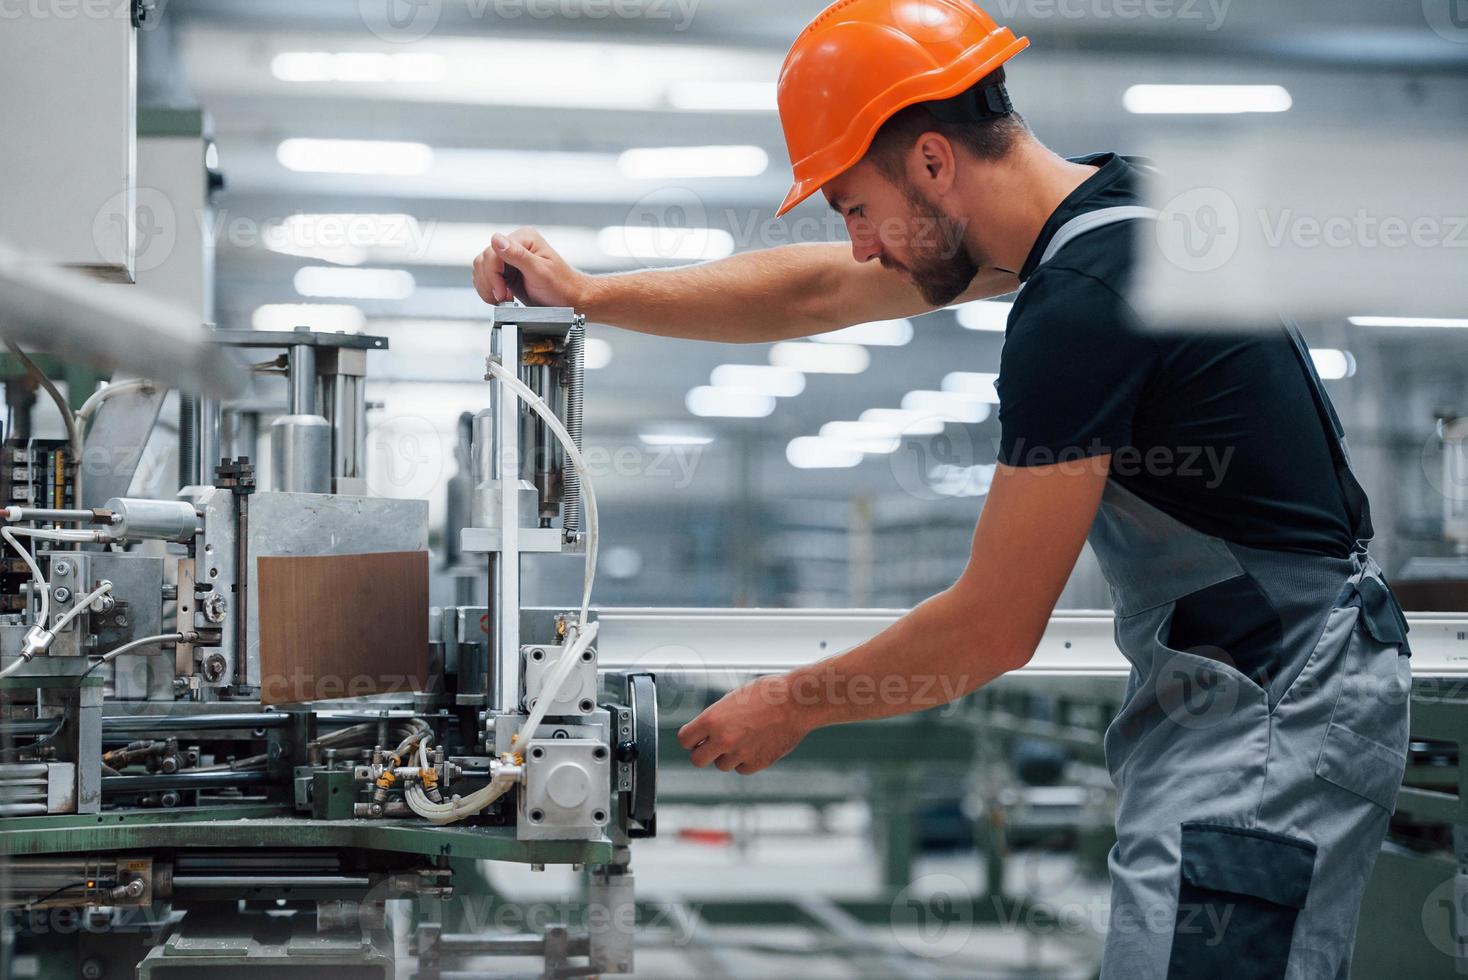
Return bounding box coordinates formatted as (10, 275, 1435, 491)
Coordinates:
(1314, 611, 1411, 813)
(1165, 822, 1316, 980)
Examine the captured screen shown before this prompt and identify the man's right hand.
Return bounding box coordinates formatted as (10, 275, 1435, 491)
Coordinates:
(472, 228, 589, 308)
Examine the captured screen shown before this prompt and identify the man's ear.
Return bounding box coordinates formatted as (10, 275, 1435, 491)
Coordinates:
(910, 132, 958, 197)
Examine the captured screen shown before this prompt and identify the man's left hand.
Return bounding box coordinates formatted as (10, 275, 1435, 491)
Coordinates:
(677, 674, 814, 775)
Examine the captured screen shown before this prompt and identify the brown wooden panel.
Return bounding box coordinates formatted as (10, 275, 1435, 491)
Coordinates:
(255, 550, 429, 705)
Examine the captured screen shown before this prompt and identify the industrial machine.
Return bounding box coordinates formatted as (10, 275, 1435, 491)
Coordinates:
(0, 307, 658, 979)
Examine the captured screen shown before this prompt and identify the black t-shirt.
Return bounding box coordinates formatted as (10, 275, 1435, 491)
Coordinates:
(996, 152, 1355, 558)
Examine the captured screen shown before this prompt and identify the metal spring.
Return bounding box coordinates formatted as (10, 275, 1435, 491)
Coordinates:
(177, 395, 197, 489)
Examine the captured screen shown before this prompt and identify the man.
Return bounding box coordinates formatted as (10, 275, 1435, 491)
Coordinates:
(472, 1, 1411, 975)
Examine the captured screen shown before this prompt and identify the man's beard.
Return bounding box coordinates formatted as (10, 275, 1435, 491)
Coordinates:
(892, 184, 979, 307)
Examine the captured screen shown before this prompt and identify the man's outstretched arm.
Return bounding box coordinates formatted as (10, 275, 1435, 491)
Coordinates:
(677, 456, 1110, 774)
(472, 229, 1018, 344)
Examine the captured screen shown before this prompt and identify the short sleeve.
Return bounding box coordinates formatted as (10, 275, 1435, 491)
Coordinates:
(997, 268, 1157, 467)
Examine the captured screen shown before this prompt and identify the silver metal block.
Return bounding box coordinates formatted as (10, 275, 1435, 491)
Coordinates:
(523, 642, 598, 717)
(519, 738, 611, 842)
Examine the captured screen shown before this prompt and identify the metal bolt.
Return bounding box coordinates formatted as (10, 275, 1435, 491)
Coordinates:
(79, 959, 103, 980)
(52, 560, 70, 577)
(159, 791, 180, 808)
(115, 614, 128, 627)
(52, 587, 71, 603)
(203, 653, 226, 681)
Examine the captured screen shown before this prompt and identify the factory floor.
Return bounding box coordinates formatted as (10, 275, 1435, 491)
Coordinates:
(477, 802, 1107, 979)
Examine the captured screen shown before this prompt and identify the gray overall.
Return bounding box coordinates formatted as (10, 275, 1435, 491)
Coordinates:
(1032, 208, 1413, 979)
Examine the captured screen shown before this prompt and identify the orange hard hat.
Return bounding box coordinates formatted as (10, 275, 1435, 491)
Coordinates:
(775, 0, 1029, 216)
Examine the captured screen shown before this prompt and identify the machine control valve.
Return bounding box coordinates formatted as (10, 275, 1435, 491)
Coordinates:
(518, 738, 611, 842)
(523, 642, 598, 718)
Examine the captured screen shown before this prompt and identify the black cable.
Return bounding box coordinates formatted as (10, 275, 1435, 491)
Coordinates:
(24, 880, 92, 910)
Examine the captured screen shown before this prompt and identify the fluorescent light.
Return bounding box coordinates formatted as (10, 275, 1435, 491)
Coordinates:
(1349, 316, 1468, 329)
(618, 146, 768, 180)
(902, 390, 992, 424)
(814, 319, 913, 346)
(819, 421, 900, 455)
(860, 407, 946, 436)
(638, 431, 714, 448)
(686, 386, 775, 418)
(272, 52, 447, 84)
(252, 303, 365, 333)
(769, 342, 869, 374)
(598, 226, 735, 262)
(294, 266, 415, 300)
(955, 300, 1012, 332)
(583, 337, 613, 370)
(277, 138, 434, 176)
(1123, 84, 1292, 115)
(942, 371, 1000, 404)
(668, 81, 778, 112)
(1310, 348, 1356, 380)
(786, 436, 862, 469)
(710, 364, 805, 398)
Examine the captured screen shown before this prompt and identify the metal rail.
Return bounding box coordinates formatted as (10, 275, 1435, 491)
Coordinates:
(593, 607, 1468, 676)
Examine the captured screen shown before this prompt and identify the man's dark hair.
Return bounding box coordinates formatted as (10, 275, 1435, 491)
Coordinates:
(866, 67, 1028, 182)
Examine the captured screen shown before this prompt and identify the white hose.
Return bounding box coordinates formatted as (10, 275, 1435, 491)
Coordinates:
(2, 527, 49, 627)
(402, 736, 520, 825)
(483, 359, 598, 631)
(50, 580, 112, 634)
(4, 527, 104, 544)
(77, 379, 154, 424)
(483, 358, 604, 762)
(513, 620, 598, 755)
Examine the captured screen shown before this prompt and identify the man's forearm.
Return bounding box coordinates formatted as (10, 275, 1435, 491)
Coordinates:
(579, 243, 1017, 344)
(783, 585, 1031, 732)
(578, 244, 837, 343)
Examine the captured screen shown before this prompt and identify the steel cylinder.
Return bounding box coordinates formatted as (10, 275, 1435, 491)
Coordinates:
(104, 497, 200, 543)
(270, 414, 332, 494)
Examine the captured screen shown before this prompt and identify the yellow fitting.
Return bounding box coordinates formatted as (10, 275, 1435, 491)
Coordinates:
(375, 771, 397, 789)
(420, 767, 438, 790)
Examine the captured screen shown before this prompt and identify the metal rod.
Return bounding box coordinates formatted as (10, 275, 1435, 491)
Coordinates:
(289, 343, 317, 415)
(171, 875, 371, 890)
(563, 320, 584, 533)
(101, 771, 270, 793)
(198, 397, 220, 478)
(435, 933, 591, 957)
(489, 322, 521, 716)
(101, 713, 288, 732)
